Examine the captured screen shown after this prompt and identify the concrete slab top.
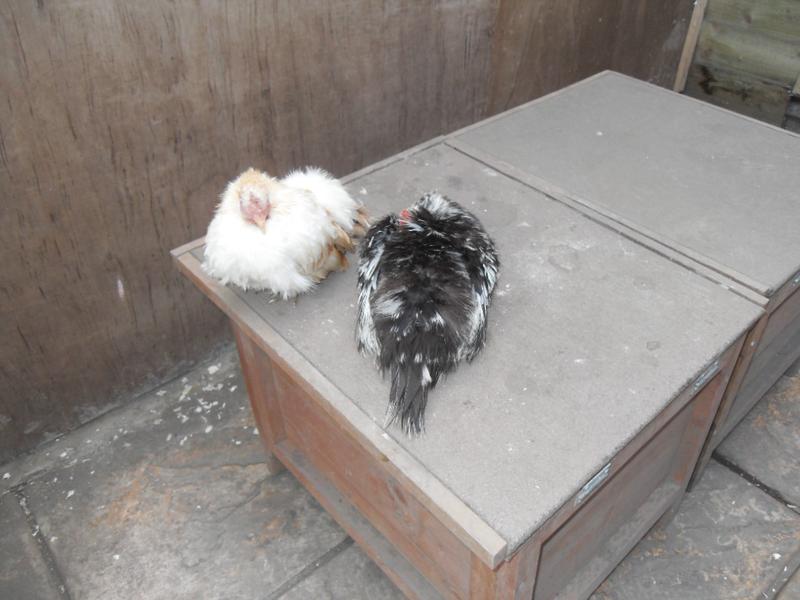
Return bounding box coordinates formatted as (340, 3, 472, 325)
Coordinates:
(190, 144, 762, 551)
(454, 71, 800, 296)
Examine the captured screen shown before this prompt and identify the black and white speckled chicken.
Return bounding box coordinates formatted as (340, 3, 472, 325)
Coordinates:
(356, 192, 500, 434)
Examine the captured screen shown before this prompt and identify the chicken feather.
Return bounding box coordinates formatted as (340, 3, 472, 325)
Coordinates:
(203, 167, 367, 298)
(356, 192, 499, 434)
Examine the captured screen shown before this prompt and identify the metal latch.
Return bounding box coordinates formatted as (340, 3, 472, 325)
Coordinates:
(692, 360, 720, 392)
(575, 462, 611, 505)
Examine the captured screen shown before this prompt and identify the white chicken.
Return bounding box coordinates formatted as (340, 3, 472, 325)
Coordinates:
(203, 167, 368, 298)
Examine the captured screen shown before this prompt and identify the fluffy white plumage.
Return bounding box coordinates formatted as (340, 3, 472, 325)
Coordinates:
(203, 167, 368, 298)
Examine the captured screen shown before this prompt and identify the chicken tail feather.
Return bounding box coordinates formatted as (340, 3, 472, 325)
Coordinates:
(387, 361, 431, 435)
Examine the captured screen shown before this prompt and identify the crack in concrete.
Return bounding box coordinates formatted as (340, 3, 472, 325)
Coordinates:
(195, 475, 273, 524)
(11, 484, 73, 600)
(264, 537, 355, 600)
(713, 453, 800, 516)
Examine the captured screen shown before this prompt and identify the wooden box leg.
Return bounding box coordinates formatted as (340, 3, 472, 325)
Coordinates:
(232, 322, 287, 476)
(469, 542, 540, 599)
(659, 336, 746, 526)
(688, 316, 767, 490)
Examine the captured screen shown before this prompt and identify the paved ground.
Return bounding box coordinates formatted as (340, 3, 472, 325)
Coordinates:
(1, 348, 798, 599)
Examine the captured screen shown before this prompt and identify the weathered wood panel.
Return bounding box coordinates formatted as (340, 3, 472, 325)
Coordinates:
(685, 0, 800, 126)
(684, 63, 791, 125)
(694, 20, 800, 86)
(0, 0, 694, 462)
(0, 0, 495, 462)
(487, 0, 693, 113)
(705, 0, 800, 42)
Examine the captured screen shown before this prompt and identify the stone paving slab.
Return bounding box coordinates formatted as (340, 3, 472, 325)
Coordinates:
(788, 358, 800, 378)
(280, 544, 405, 600)
(6, 349, 347, 600)
(0, 492, 64, 600)
(717, 367, 800, 507)
(779, 567, 800, 599)
(591, 461, 800, 600)
(3, 347, 800, 599)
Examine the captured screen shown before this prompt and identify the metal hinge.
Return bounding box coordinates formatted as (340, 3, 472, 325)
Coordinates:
(575, 462, 611, 505)
(692, 360, 720, 392)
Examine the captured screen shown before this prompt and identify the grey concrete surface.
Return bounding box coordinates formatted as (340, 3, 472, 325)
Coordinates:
(718, 367, 800, 507)
(280, 545, 405, 600)
(779, 568, 800, 600)
(455, 71, 800, 293)
(0, 492, 64, 600)
(2, 347, 799, 600)
(1, 350, 346, 600)
(591, 462, 800, 600)
(194, 142, 761, 551)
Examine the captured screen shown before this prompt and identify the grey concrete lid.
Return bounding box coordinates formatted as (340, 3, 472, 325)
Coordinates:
(454, 71, 800, 297)
(194, 144, 762, 551)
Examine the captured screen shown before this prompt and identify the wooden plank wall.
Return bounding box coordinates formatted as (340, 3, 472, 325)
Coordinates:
(0, 0, 693, 463)
(684, 0, 800, 126)
(487, 0, 694, 113)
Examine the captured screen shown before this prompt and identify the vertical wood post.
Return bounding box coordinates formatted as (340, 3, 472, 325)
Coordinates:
(673, 0, 709, 92)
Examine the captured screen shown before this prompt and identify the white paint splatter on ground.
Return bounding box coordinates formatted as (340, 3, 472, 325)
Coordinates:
(204, 425, 213, 434)
(2, 472, 9, 480)
(66, 490, 75, 499)
(207, 364, 221, 375)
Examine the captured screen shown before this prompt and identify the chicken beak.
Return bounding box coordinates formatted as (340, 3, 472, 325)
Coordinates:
(253, 213, 268, 230)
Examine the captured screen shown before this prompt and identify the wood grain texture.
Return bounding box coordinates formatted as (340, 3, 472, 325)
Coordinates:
(704, 0, 800, 44)
(1, 0, 694, 462)
(0, 0, 494, 462)
(689, 315, 768, 489)
(274, 358, 473, 598)
(172, 248, 509, 568)
(487, 0, 694, 113)
(673, 0, 708, 91)
(223, 298, 740, 599)
(684, 0, 800, 125)
(232, 325, 286, 475)
(684, 63, 791, 126)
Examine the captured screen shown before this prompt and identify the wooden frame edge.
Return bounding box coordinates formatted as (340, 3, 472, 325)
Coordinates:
(172, 250, 508, 568)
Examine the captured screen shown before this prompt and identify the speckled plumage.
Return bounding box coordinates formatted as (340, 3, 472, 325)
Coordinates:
(356, 192, 499, 434)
